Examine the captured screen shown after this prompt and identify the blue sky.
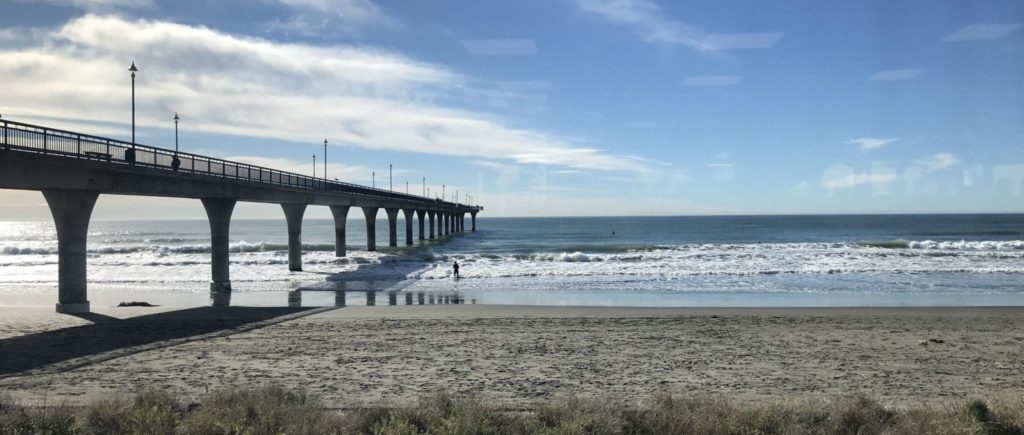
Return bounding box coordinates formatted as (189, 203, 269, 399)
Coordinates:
(0, 0, 1021, 219)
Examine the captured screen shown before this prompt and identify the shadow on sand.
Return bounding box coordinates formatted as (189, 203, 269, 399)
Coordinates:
(0, 306, 316, 375)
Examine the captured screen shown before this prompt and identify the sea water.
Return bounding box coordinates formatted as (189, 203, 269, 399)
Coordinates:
(0, 215, 1022, 307)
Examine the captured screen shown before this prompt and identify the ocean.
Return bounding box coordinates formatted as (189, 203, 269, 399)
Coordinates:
(1, 214, 1022, 308)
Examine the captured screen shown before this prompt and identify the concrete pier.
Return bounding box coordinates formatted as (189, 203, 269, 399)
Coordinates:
(329, 205, 350, 257)
(402, 209, 415, 246)
(43, 189, 99, 314)
(202, 198, 236, 307)
(0, 119, 484, 312)
(281, 203, 306, 271)
(416, 210, 426, 240)
(362, 207, 378, 251)
(385, 208, 399, 247)
(471, 211, 477, 232)
(428, 211, 436, 239)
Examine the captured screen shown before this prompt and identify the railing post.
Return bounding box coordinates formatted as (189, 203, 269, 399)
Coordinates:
(76, 134, 81, 157)
(3, 120, 8, 150)
(43, 130, 47, 154)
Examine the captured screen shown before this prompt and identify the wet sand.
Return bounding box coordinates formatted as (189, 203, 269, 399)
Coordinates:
(1, 304, 1022, 408)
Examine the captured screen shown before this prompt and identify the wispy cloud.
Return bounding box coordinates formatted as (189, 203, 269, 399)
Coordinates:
(16, 0, 152, 11)
(702, 33, 783, 50)
(683, 75, 742, 86)
(708, 163, 734, 182)
(574, 0, 708, 49)
(822, 170, 897, 190)
(267, 0, 398, 36)
(915, 152, 960, 172)
(847, 137, 900, 151)
(0, 15, 653, 173)
(869, 69, 925, 81)
(461, 39, 539, 56)
(943, 23, 1022, 42)
(573, 0, 781, 52)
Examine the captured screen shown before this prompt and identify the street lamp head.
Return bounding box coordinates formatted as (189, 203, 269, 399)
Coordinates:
(173, 113, 179, 122)
(129, 62, 138, 77)
(324, 139, 328, 146)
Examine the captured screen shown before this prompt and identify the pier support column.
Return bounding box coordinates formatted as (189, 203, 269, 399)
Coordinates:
(281, 204, 306, 272)
(43, 189, 99, 314)
(202, 198, 236, 307)
(443, 213, 449, 236)
(385, 208, 399, 247)
(402, 209, 415, 246)
(329, 205, 350, 257)
(471, 211, 477, 232)
(362, 207, 378, 251)
(416, 210, 426, 241)
(462, 213, 467, 232)
(428, 211, 436, 239)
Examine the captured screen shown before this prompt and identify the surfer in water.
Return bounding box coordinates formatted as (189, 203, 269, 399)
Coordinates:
(453, 261, 460, 279)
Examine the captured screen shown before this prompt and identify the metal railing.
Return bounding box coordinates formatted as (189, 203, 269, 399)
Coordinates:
(0, 118, 479, 209)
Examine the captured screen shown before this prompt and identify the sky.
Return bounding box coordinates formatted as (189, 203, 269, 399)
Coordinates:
(0, 0, 1022, 219)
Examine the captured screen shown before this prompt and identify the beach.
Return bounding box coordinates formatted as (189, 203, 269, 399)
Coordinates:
(2, 304, 1022, 408)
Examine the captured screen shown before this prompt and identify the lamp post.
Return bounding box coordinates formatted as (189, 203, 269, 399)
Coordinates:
(171, 113, 181, 171)
(173, 113, 179, 154)
(128, 62, 138, 164)
(422, 177, 426, 196)
(312, 154, 316, 178)
(372, 171, 375, 188)
(456, 190, 459, 205)
(442, 185, 445, 201)
(389, 164, 393, 191)
(323, 139, 327, 182)
(406, 181, 409, 194)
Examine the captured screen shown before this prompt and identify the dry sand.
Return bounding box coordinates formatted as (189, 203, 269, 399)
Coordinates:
(1, 304, 1022, 408)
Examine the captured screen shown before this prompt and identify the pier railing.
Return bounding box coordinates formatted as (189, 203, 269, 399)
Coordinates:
(0, 119, 478, 209)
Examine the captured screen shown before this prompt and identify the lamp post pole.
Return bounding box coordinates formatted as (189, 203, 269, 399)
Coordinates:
(406, 181, 409, 194)
(173, 113, 179, 154)
(389, 164, 393, 191)
(129, 62, 138, 163)
(422, 177, 426, 196)
(323, 139, 327, 183)
(442, 185, 445, 201)
(372, 171, 375, 188)
(312, 154, 316, 178)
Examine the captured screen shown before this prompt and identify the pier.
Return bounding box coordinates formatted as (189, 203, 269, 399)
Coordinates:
(0, 119, 482, 313)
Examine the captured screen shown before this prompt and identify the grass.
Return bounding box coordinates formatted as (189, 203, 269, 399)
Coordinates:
(2, 387, 1023, 434)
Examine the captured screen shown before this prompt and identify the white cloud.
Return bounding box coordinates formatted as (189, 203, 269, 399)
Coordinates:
(822, 164, 897, 190)
(461, 39, 539, 56)
(847, 137, 900, 151)
(0, 15, 653, 173)
(683, 75, 741, 86)
(224, 155, 373, 182)
(869, 69, 925, 81)
(943, 23, 1022, 42)
(574, 0, 709, 49)
(915, 152, 960, 173)
(702, 33, 783, 50)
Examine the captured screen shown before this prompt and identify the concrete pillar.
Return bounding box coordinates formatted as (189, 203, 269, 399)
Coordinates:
(443, 213, 449, 236)
(388, 292, 397, 305)
(281, 204, 306, 272)
(428, 211, 436, 239)
(402, 209, 415, 246)
(461, 213, 466, 232)
(418, 293, 425, 305)
(362, 207, 378, 251)
(329, 205, 350, 257)
(366, 291, 376, 306)
(385, 208, 399, 247)
(287, 290, 301, 307)
(202, 198, 236, 307)
(43, 189, 99, 314)
(405, 293, 413, 305)
(471, 211, 478, 232)
(416, 210, 426, 240)
(335, 291, 346, 307)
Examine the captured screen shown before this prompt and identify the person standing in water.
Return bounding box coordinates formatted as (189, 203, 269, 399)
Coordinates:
(453, 261, 460, 279)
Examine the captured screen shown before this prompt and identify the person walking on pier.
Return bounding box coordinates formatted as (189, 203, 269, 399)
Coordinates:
(453, 261, 460, 279)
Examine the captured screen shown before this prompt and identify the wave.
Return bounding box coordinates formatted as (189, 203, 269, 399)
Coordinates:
(857, 239, 1024, 250)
